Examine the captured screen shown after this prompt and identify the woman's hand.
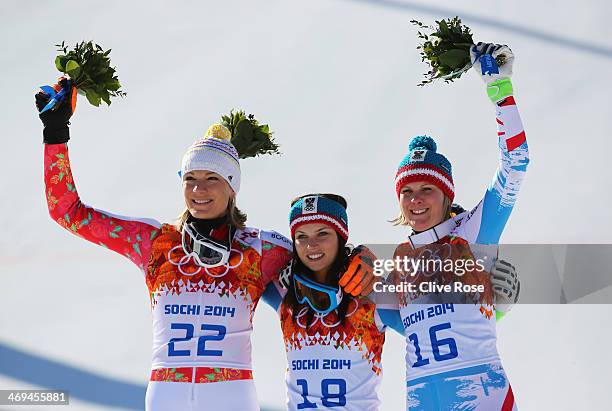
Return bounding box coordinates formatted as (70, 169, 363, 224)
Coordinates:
(470, 42, 514, 83)
(35, 77, 77, 144)
(339, 245, 377, 297)
(492, 259, 520, 314)
(279, 246, 378, 297)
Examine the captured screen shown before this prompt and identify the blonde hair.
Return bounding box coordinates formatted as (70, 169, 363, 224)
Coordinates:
(176, 196, 247, 231)
(390, 196, 452, 227)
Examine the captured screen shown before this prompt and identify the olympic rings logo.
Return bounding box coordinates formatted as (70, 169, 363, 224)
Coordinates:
(167, 245, 244, 277)
(399, 243, 453, 282)
(295, 298, 359, 329)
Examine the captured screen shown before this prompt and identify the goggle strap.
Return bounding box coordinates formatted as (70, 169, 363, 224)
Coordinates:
(181, 222, 233, 268)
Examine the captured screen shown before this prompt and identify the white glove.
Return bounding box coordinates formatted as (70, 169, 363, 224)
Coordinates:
(491, 259, 520, 314)
(470, 42, 514, 83)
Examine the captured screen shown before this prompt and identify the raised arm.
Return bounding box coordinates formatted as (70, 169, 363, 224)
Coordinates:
(38, 79, 161, 272)
(457, 43, 530, 244)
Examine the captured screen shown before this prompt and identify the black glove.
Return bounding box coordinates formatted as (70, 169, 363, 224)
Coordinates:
(35, 78, 76, 144)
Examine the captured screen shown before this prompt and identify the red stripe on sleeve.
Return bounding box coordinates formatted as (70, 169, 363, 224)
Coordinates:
(505, 131, 526, 152)
(501, 385, 515, 411)
(498, 96, 516, 107)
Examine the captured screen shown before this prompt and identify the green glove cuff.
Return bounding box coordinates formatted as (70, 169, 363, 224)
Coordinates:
(487, 77, 513, 103)
(495, 310, 506, 322)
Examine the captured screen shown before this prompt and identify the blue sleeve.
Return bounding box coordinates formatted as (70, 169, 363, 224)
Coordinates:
(457, 83, 529, 245)
(262, 281, 285, 312)
(376, 308, 405, 335)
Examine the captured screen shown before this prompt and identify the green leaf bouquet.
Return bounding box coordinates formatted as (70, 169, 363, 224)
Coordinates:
(411, 17, 507, 86)
(221, 110, 280, 159)
(54, 41, 126, 106)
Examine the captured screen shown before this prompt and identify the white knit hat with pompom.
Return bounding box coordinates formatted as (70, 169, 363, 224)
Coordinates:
(180, 124, 241, 193)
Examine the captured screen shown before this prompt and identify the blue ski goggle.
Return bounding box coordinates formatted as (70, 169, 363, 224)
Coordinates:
(293, 272, 343, 316)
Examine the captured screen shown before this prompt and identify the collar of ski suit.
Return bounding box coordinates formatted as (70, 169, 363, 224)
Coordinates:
(406, 212, 465, 247)
(188, 215, 231, 242)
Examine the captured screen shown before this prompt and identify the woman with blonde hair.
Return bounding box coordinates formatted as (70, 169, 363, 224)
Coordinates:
(392, 43, 528, 410)
(37, 81, 296, 410)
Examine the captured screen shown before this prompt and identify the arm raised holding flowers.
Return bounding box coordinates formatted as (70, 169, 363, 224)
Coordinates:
(36, 78, 160, 269)
(454, 42, 529, 244)
(412, 17, 513, 87)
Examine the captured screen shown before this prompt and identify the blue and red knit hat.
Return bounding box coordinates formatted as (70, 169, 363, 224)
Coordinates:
(289, 195, 349, 241)
(395, 135, 454, 202)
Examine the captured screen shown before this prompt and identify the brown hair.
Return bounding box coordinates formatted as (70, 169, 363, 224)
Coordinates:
(390, 195, 452, 227)
(175, 196, 247, 231)
(286, 193, 353, 327)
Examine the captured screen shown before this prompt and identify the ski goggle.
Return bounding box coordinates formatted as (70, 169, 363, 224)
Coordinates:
(181, 222, 230, 268)
(293, 272, 343, 316)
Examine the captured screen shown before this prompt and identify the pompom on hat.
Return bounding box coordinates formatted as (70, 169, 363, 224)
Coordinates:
(395, 135, 454, 202)
(180, 123, 241, 193)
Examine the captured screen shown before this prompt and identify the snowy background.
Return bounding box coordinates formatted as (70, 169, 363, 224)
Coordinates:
(1, 0, 611, 409)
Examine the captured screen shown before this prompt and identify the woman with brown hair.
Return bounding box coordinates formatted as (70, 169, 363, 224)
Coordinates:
(263, 193, 405, 410)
